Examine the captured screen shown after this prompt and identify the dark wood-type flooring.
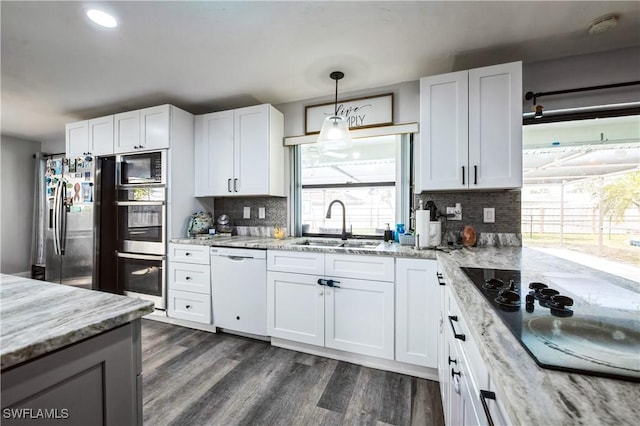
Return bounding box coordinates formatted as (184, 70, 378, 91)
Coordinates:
(141, 319, 445, 426)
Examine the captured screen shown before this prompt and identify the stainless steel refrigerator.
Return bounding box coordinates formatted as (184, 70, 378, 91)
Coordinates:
(44, 156, 95, 289)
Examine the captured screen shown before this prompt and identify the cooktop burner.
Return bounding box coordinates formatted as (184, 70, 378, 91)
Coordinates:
(461, 267, 640, 382)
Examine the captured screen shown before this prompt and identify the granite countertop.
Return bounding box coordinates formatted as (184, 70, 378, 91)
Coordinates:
(0, 274, 154, 370)
(170, 236, 439, 259)
(171, 236, 639, 424)
(437, 247, 640, 426)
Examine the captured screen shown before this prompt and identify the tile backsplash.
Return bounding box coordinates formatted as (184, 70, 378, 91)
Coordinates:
(415, 190, 521, 245)
(213, 196, 288, 229)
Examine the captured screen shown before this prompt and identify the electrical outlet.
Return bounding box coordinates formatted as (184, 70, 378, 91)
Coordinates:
(243, 207, 251, 219)
(447, 206, 462, 221)
(258, 207, 266, 219)
(484, 207, 495, 223)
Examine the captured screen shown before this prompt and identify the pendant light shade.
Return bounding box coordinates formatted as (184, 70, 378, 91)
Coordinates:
(317, 71, 352, 151)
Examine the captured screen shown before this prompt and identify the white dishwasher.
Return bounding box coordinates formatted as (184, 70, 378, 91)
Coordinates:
(210, 247, 267, 336)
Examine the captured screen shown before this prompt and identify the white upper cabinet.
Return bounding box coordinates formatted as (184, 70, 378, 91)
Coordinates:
(88, 115, 114, 157)
(194, 104, 284, 197)
(65, 121, 89, 157)
(469, 62, 523, 189)
(418, 61, 522, 191)
(114, 105, 171, 153)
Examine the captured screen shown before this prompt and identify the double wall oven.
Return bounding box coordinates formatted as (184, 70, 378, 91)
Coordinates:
(116, 151, 167, 310)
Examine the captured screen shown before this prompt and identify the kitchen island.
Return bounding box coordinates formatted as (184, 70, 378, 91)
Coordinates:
(172, 236, 639, 425)
(0, 274, 154, 425)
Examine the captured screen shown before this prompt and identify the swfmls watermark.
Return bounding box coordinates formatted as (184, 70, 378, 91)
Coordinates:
(2, 408, 69, 420)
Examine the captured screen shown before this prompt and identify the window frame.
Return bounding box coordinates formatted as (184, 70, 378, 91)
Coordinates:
(292, 133, 412, 239)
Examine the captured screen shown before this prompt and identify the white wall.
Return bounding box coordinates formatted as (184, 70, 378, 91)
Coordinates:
(0, 135, 42, 274)
(276, 46, 640, 137)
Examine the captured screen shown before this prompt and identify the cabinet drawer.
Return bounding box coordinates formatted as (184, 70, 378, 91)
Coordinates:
(168, 244, 210, 264)
(325, 254, 394, 282)
(167, 289, 211, 324)
(447, 291, 489, 392)
(267, 250, 324, 275)
(168, 262, 211, 294)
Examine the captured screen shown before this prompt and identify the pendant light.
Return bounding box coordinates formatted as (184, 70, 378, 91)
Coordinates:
(317, 71, 352, 150)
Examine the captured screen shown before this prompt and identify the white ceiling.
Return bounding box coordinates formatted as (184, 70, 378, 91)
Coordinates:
(2, 1, 639, 144)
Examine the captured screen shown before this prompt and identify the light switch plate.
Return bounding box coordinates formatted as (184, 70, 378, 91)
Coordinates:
(484, 207, 495, 223)
(243, 207, 251, 219)
(258, 207, 266, 219)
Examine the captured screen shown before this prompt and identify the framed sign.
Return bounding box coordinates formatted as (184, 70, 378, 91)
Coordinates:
(305, 93, 394, 135)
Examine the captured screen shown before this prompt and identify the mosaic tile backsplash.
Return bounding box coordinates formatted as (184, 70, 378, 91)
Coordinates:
(213, 196, 288, 229)
(415, 190, 521, 246)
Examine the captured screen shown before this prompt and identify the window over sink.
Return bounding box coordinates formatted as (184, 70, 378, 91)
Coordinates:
(295, 134, 410, 238)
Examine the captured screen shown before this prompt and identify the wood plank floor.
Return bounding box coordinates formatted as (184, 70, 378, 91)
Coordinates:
(141, 319, 445, 426)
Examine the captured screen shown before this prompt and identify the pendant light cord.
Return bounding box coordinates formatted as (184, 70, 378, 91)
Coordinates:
(334, 77, 339, 116)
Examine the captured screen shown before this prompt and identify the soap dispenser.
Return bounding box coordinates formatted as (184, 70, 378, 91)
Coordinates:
(384, 223, 393, 242)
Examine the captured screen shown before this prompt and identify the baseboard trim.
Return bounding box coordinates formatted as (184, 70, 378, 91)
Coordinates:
(143, 312, 217, 333)
(272, 337, 439, 381)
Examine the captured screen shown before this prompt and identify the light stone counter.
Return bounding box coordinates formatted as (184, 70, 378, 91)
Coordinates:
(0, 274, 154, 370)
(437, 246, 639, 426)
(170, 237, 639, 424)
(170, 236, 439, 259)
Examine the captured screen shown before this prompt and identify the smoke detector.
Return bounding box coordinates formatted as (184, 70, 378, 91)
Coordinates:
(588, 15, 618, 35)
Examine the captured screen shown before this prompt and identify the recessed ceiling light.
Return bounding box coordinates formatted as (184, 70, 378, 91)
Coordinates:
(86, 9, 118, 28)
(588, 15, 618, 35)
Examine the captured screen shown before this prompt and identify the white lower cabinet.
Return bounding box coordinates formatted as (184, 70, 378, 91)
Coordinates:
(325, 277, 394, 359)
(395, 258, 439, 368)
(168, 289, 212, 324)
(267, 271, 328, 347)
(167, 243, 211, 324)
(441, 282, 510, 426)
(266, 251, 395, 360)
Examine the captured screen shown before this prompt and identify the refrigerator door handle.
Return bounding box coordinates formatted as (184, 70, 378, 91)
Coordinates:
(52, 180, 61, 255)
(59, 180, 67, 255)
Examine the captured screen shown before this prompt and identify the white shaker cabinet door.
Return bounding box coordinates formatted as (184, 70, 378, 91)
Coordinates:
(88, 115, 114, 157)
(468, 61, 522, 189)
(324, 277, 394, 360)
(140, 105, 170, 151)
(205, 110, 235, 196)
(234, 104, 270, 195)
(65, 121, 89, 157)
(395, 258, 439, 368)
(419, 70, 469, 191)
(266, 271, 325, 346)
(114, 110, 140, 153)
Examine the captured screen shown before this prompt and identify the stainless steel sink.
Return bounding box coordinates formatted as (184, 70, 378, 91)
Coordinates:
(294, 240, 382, 250)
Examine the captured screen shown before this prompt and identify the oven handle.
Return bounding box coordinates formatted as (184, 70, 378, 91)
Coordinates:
(116, 251, 166, 261)
(115, 201, 165, 206)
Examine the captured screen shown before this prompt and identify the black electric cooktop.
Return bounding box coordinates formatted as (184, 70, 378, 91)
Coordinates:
(461, 267, 640, 382)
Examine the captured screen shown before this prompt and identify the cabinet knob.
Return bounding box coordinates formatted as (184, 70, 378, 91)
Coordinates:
(236, 316, 240, 320)
(185, 252, 191, 256)
(185, 276, 192, 280)
(448, 356, 457, 365)
(451, 368, 461, 378)
(185, 305, 192, 310)
(319, 291, 324, 296)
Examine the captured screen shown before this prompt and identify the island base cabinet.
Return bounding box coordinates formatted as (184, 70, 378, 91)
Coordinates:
(325, 278, 394, 360)
(267, 271, 324, 346)
(1, 321, 142, 426)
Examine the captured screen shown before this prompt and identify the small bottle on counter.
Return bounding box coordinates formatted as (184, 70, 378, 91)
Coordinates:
(384, 223, 393, 242)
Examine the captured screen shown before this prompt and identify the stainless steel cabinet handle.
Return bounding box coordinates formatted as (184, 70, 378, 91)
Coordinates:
(462, 166, 465, 185)
(480, 390, 497, 426)
(227, 179, 232, 192)
(115, 251, 166, 261)
(233, 178, 238, 192)
(448, 315, 466, 341)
